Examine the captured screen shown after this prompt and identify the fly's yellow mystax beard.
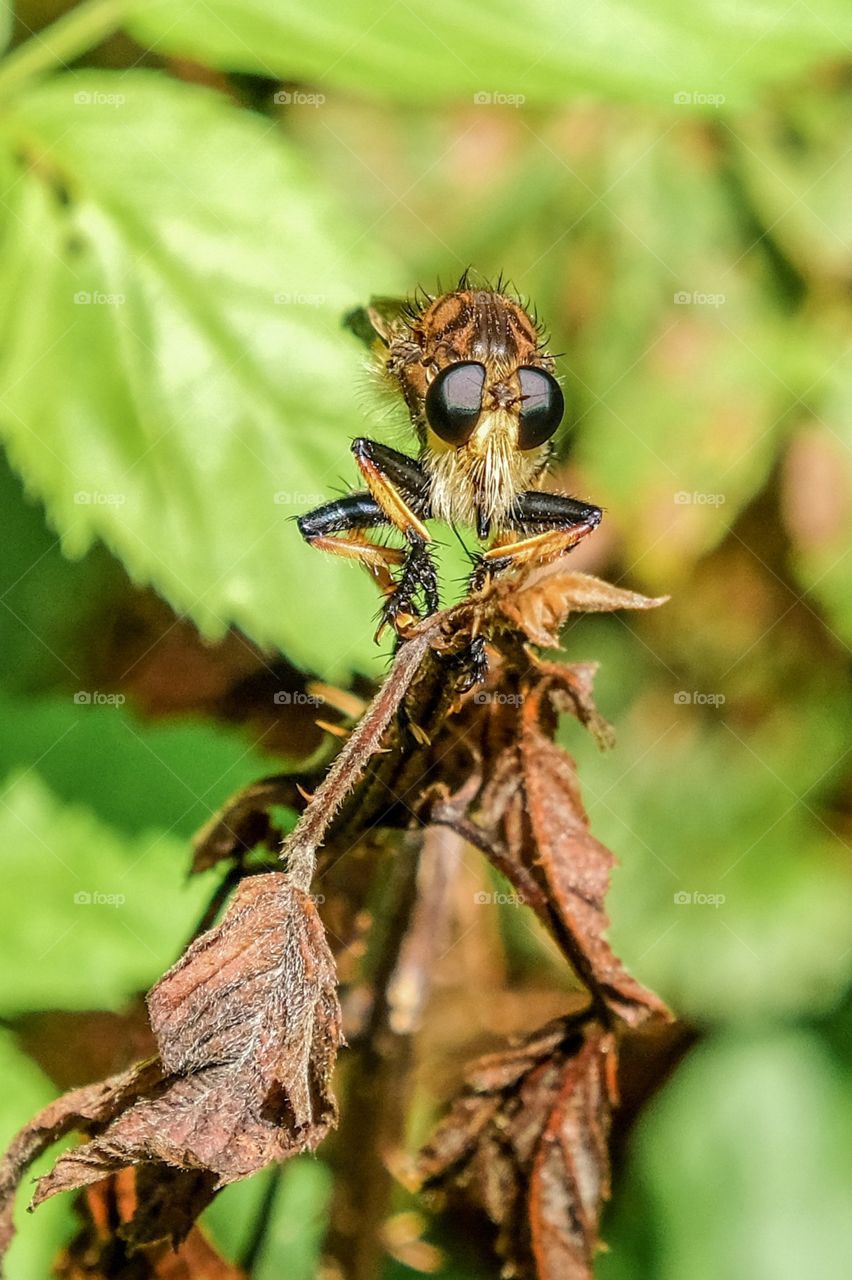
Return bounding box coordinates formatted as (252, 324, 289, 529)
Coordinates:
(425, 408, 550, 534)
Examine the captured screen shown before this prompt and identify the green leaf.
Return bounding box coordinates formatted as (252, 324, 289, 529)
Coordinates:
(203, 1159, 331, 1277)
(0, 71, 400, 681)
(600, 1030, 852, 1280)
(0, 690, 279, 840)
(0, 770, 211, 1014)
(126, 0, 852, 111)
(0, 2, 11, 57)
(0, 451, 121, 696)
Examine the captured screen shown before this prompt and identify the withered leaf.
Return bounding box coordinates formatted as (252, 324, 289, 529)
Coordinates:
(0, 1058, 163, 1258)
(518, 683, 669, 1025)
(0, 558, 671, 1276)
(417, 1015, 616, 1280)
(471, 672, 668, 1028)
(56, 1168, 245, 1279)
(191, 772, 312, 874)
(36, 872, 341, 1199)
(528, 657, 615, 750)
(494, 564, 667, 648)
(0, 872, 342, 1261)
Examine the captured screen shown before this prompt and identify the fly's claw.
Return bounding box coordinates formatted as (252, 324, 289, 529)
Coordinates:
(374, 594, 419, 643)
(455, 635, 489, 693)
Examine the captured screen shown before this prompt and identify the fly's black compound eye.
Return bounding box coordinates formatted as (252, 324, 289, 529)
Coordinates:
(425, 361, 486, 445)
(517, 367, 564, 450)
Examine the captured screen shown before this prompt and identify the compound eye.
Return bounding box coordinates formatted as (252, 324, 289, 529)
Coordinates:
(425, 361, 486, 445)
(517, 367, 564, 449)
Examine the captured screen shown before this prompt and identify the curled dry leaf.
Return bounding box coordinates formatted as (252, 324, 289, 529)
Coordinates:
(476, 677, 670, 1027)
(190, 772, 308, 874)
(0, 872, 342, 1258)
(416, 1015, 617, 1280)
(489, 562, 667, 649)
(519, 682, 670, 1025)
(0, 1059, 163, 1259)
(55, 1168, 245, 1279)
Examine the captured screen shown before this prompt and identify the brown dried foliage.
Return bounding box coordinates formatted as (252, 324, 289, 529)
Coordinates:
(417, 1015, 617, 1280)
(0, 875, 341, 1260)
(55, 1169, 245, 1279)
(0, 560, 670, 1279)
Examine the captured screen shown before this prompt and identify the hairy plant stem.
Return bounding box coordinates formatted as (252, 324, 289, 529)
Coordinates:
(322, 825, 462, 1280)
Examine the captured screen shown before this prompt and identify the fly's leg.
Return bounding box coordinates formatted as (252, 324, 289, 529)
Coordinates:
(454, 634, 489, 694)
(297, 491, 407, 605)
(460, 491, 603, 690)
(468, 491, 603, 594)
(350, 439, 439, 636)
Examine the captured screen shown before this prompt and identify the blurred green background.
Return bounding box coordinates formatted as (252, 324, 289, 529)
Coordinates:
(0, 1, 851, 1277)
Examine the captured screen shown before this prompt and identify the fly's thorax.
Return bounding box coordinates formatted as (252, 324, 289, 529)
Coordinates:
(416, 288, 542, 367)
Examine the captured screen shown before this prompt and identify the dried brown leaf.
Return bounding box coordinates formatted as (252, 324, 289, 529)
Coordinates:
(520, 685, 668, 1025)
(528, 657, 615, 750)
(0, 873, 342, 1263)
(417, 1016, 616, 1280)
(473, 676, 669, 1028)
(33, 872, 341, 1204)
(56, 1168, 245, 1279)
(0, 560, 670, 1274)
(0, 1058, 163, 1258)
(494, 564, 667, 648)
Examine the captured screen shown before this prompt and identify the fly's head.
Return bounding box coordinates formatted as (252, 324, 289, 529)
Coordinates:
(384, 281, 565, 537)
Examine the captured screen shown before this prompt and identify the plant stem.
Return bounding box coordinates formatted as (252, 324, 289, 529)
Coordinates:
(321, 827, 459, 1280)
(0, 0, 133, 100)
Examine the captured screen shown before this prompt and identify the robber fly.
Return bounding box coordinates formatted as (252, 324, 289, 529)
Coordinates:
(298, 272, 602, 680)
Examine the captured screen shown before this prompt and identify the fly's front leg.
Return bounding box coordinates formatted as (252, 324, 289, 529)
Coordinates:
(458, 492, 602, 691)
(351, 439, 439, 636)
(469, 491, 603, 593)
(297, 491, 406, 600)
